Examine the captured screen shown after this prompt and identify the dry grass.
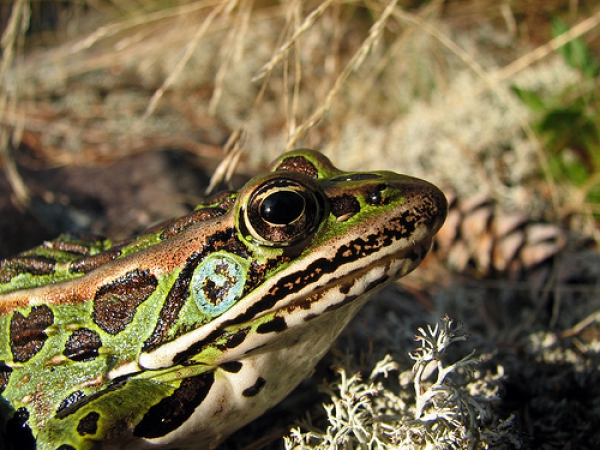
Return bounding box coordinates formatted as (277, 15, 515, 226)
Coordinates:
(1, 1, 598, 207)
(2, 1, 600, 448)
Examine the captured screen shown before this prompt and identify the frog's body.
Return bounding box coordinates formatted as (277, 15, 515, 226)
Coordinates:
(0, 149, 447, 449)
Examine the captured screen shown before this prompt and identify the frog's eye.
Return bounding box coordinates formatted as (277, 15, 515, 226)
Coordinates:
(243, 177, 324, 246)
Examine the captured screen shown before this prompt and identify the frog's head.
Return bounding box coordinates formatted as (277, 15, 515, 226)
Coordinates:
(139, 149, 447, 370)
(235, 148, 447, 294)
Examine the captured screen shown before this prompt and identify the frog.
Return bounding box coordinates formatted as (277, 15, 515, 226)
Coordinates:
(0, 149, 447, 449)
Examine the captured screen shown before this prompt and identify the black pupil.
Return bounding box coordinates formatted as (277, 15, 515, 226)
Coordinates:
(260, 190, 305, 225)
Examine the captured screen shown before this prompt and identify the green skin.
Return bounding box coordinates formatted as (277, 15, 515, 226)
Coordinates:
(0, 149, 447, 450)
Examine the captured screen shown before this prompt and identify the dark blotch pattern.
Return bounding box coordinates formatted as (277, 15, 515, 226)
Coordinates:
(256, 316, 287, 334)
(220, 361, 243, 373)
(56, 446, 77, 450)
(224, 329, 248, 349)
(46, 235, 101, 255)
(330, 194, 360, 219)
(5, 407, 36, 450)
(76, 411, 100, 436)
(160, 208, 226, 240)
(0, 363, 12, 393)
(142, 253, 201, 351)
(57, 390, 86, 413)
(339, 280, 353, 295)
(70, 250, 121, 274)
(242, 377, 266, 397)
(246, 255, 290, 294)
(63, 329, 102, 362)
(93, 269, 157, 334)
(56, 381, 127, 419)
(325, 276, 389, 314)
(10, 304, 54, 362)
(133, 372, 215, 439)
(0, 256, 55, 283)
(275, 155, 318, 179)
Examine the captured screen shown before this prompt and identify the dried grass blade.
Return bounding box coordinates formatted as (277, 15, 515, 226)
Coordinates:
(252, 0, 334, 82)
(144, 1, 232, 119)
(286, 0, 399, 150)
(1, 0, 31, 206)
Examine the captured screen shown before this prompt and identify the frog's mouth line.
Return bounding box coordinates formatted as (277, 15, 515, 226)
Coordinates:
(278, 235, 434, 320)
(133, 220, 437, 374)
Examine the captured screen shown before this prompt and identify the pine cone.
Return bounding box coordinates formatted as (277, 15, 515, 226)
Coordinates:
(433, 190, 567, 278)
